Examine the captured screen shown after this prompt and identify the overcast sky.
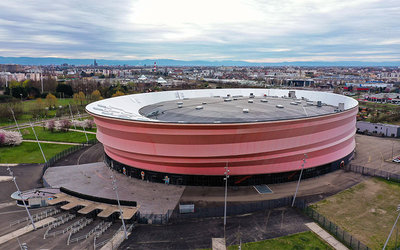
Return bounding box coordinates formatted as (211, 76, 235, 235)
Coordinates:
(0, 0, 399, 62)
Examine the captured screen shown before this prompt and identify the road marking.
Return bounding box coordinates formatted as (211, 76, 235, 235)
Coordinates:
(265, 210, 271, 230)
(0, 209, 29, 215)
(0, 201, 15, 209)
(0, 176, 13, 182)
(280, 210, 285, 230)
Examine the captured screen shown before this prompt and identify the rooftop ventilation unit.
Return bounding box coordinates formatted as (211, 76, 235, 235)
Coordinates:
(260, 99, 268, 103)
(243, 108, 249, 113)
(248, 100, 254, 103)
(195, 106, 203, 110)
(276, 105, 284, 108)
(290, 102, 298, 105)
(338, 103, 345, 111)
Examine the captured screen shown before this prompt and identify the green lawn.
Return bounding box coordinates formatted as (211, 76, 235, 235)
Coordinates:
(225, 231, 332, 250)
(21, 126, 96, 143)
(0, 142, 73, 163)
(311, 178, 400, 249)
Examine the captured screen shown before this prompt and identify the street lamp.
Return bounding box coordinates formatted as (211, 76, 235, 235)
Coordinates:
(292, 154, 307, 207)
(110, 161, 128, 240)
(223, 163, 230, 239)
(7, 167, 36, 230)
(383, 204, 400, 249)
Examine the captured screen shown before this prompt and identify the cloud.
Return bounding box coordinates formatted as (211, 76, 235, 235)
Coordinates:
(0, 0, 398, 62)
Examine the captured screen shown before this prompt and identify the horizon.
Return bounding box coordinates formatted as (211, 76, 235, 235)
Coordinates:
(0, 0, 399, 64)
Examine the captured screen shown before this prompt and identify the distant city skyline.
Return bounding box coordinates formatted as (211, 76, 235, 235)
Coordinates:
(0, 0, 399, 63)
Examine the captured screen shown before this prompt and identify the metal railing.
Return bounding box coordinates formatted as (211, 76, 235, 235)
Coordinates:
(68, 221, 112, 245)
(10, 207, 60, 227)
(43, 214, 76, 239)
(67, 218, 94, 245)
(304, 206, 370, 250)
(346, 164, 400, 182)
(93, 223, 135, 250)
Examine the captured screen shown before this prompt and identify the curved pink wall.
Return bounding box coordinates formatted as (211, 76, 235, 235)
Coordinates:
(90, 107, 357, 176)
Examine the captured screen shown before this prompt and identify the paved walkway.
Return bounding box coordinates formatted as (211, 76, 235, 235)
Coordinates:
(306, 222, 349, 250)
(0, 217, 56, 245)
(0, 164, 18, 167)
(22, 139, 81, 145)
(69, 128, 96, 134)
(100, 230, 131, 250)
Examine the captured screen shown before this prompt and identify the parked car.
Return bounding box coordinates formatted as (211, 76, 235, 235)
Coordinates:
(393, 158, 400, 163)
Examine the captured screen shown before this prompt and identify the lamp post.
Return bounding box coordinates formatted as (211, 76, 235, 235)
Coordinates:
(383, 204, 400, 249)
(110, 161, 128, 240)
(292, 154, 307, 207)
(7, 167, 36, 230)
(223, 163, 230, 239)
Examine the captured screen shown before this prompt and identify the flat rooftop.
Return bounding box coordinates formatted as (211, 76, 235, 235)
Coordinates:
(139, 96, 337, 123)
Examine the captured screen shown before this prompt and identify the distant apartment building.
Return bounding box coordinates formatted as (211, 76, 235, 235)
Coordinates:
(356, 121, 400, 137)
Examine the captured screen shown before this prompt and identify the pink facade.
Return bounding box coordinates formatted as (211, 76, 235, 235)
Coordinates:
(89, 107, 357, 176)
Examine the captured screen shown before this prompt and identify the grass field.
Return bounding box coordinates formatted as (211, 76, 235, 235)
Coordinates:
(226, 231, 332, 250)
(20, 126, 96, 143)
(311, 178, 400, 249)
(0, 142, 73, 163)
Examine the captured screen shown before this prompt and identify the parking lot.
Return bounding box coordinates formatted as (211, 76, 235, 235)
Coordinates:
(353, 134, 400, 173)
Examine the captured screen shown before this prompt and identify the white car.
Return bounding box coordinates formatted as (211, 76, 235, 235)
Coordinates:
(393, 158, 400, 163)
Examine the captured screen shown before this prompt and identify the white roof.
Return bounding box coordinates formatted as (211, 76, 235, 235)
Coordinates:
(86, 88, 358, 124)
(138, 75, 147, 80)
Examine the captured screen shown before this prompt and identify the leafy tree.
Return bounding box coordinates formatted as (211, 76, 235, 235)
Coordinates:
(73, 91, 86, 106)
(90, 90, 102, 101)
(56, 83, 74, 97)
(45, 93, 57, 108)
(112, 91, 125, 97)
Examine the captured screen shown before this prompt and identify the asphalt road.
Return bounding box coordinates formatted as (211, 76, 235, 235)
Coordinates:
(119, 207, 312, 250)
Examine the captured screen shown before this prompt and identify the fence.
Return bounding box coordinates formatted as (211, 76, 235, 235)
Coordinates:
(136, 196, 306, 224)
(304, 206, 370, 250)
(346, 164, 400, 182)
(42, 138, 98, 186)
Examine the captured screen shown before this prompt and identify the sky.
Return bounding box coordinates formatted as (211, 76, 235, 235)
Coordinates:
(0, 0, 399, 63)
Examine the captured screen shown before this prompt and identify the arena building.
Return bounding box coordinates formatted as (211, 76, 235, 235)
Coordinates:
(86, 89, 358, 186)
